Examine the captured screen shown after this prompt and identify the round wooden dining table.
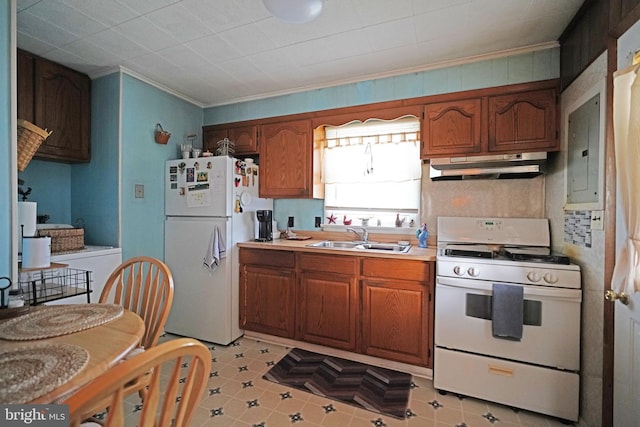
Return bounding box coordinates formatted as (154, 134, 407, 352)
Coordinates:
(0, 305, 145, 404)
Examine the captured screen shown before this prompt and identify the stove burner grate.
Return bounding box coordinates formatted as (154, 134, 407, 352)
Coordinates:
(441, 246, 572, 265)
(505, 251, 571, 265)
(444, 248, 494, 258)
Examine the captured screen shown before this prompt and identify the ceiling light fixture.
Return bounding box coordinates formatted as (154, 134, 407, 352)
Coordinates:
(263, 0, 324, 23)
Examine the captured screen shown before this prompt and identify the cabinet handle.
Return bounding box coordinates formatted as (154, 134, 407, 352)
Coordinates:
(488, 365, 513, 377)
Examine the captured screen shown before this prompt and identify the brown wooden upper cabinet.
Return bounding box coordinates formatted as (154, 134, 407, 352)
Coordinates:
(202, 128, 227, 154)
(488, 89, 557, 153)
(421, 86, 558, 159)
(203, 125, 258, 155)
(17, 49, 35, 124)
(17, 49, 91, 163)
(422, 98, 483, 157)
(610, 0, 640, 36)
(259, 119, 322, 199)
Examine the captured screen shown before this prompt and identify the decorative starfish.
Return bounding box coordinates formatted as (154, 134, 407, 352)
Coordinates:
(327, 213, 337, 224)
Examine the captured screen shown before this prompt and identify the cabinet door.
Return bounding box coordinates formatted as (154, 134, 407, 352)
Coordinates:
(361, 278, 430, 366)
(422, 98, 483, 158)
(297, 253, 359, 350)
(298, 271, 358, 350)
(17, 49, 35, 123)
(488, 89, 557, 153)
(361, 258, 433, 367)
(260, 119, 313, 198)
(228, 125, 258, 155)
(34, 57, 91, 162)
(203, 128, 228, 153)
(239, 264, 296, 338)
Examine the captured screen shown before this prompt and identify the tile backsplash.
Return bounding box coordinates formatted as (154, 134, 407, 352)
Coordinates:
(420, 168, 546, 234)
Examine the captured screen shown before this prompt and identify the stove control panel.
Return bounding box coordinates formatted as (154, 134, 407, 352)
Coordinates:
(476, 219, 503, 231)
(436, 258, 581, 289)
(438, 217, 550, 247)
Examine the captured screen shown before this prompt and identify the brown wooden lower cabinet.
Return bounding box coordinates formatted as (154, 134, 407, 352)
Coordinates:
(361, 279, 430, 366)
(239, 248, 434, 368)
(297, 253, 359, 351)
(239, 249, 296, 338)
(360, 257, 433, 367)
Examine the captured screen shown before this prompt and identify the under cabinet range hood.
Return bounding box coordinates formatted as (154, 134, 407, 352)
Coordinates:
(429, 152, 547, 180)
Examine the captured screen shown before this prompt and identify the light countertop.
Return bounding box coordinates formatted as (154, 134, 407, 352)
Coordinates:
(49, 246, 122, 261)
(237, 237, 436, 261)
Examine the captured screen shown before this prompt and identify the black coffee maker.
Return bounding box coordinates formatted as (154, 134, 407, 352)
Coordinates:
(256, 210, 273, 242)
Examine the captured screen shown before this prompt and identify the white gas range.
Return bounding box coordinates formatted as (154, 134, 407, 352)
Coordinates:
(433, 217, 582, 422)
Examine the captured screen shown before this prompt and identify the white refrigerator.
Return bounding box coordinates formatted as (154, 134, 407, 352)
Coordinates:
(163, 156, 272, 345)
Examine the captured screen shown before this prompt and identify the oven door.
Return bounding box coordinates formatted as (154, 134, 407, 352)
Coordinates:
(435, 276, 581, 371)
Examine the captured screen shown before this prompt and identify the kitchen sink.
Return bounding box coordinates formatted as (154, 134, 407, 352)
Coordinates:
(358, 242, 411, 253)
(306, 240, 362, 249)
(306, 241, 411, 254)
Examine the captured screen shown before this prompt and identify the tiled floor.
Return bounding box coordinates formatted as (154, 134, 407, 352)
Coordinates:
(121, 333, 574, 427)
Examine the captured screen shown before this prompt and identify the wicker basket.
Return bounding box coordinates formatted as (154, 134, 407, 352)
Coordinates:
(37, 228, 85, 253)
(17, 119, 52, 172)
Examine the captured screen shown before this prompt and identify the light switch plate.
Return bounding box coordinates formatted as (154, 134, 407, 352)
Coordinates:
(134, 184, 144, 199)
(590, 210, 604, 230)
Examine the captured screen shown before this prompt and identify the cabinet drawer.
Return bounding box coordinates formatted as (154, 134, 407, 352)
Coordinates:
(362, 258, 432, 282)
(298, 253, 358, 275)
(239, 248, 295, 268)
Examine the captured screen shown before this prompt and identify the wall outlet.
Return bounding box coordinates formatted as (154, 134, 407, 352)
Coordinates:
(590, 210, 604, 230)
(288, 216, 294, 228)
(134, 184, 144, 199)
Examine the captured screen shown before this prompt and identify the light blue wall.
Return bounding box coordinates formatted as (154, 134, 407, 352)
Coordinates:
(204, 48, 561, 230)
(18, 75, 121, 239)
(204, 49, 560, 124)
(120, 74, 202, 260)
(273, 199, 324, 232)
(18, 161, 71, 224)
(15, 71, 203, 259)
(71, 73, 120, 246)
(19, 76, 120, 235)
(0, 1, 11, 280)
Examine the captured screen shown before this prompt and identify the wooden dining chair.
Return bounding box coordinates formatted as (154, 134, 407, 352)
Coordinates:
(99, 256, 174, 351)
(99, 256, 175, 402)
(64, 338, 211, 427)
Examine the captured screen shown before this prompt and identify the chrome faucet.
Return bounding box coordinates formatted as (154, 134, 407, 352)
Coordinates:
(347, 227, 369, 243)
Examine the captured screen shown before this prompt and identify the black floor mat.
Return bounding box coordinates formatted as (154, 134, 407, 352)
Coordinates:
(263, 347, 412, 419)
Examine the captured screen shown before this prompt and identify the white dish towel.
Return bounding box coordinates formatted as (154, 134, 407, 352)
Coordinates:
(203, 226, 226, 273)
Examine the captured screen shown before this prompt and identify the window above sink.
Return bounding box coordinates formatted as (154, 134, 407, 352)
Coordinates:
(319, 117, 421, 229)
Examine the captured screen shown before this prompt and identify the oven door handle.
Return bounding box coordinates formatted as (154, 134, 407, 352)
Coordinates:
(436, 276, 582, 301)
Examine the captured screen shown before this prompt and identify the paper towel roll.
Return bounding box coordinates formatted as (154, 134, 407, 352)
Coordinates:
(18, 202, 37, 253)
(22, 236, 51, 269)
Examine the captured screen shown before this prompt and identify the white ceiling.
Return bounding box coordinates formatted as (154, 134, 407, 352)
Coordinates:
(16, 0, 584, 107)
